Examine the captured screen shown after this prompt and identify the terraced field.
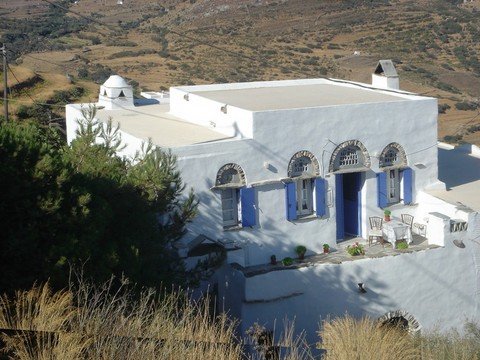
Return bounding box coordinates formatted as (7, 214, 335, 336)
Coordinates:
(1, 0, 480, 143)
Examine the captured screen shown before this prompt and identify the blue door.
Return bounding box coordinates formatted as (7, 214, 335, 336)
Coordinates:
(337, 172, 363, 240)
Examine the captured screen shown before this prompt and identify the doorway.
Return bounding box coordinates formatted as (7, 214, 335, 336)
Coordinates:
(336, 172, 363, 240)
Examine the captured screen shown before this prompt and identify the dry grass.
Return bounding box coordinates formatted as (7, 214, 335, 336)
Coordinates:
(415, 322, 480, 360)
(2, 284, 480, 359)
(318, 316, 419, 360)
(0, 280, 242, 360)
(318, 315, 480, 360)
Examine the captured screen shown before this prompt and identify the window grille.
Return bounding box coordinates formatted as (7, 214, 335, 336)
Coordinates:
(339, 147, 359, 166)
(220, 169, 239, 185)
(292, 157, 311, 176)
(384, 149, 398, 167)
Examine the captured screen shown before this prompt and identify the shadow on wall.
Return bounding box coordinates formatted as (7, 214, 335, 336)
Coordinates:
(438, 147, 480, 189)
(241, 263, 398, 350)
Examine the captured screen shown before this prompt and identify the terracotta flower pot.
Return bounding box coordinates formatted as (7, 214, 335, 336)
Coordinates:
(270, 255, 277, 265)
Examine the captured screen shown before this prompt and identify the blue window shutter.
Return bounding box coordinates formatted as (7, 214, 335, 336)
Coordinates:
(315, 178, 326, 217)
(285, 182, 297, 221)
(377, 172, 388, 209)
(240, 187, 256, 227)
(402, 167, 413, 204)
(335, 174, 344, 240)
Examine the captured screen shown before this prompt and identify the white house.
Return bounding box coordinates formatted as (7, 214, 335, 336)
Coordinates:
(66, 61, 480, 342)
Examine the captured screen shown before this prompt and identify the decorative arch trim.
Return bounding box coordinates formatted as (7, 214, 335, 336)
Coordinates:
(379, 142, 407, 168)
(215, 163, 246, 187)
(328, 140, 371, 173)
(287, 150, 320, 178)
(378, 310, 421, 333)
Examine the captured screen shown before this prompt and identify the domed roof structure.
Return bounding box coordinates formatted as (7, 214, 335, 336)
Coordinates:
(103, 75, 130, 88)
(98, 74, 134, 109)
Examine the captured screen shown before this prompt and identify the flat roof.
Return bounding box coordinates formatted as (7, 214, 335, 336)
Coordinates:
(189, 82, 410, 111)
(427, 144, 480, 212)
(75, 103, 232, 148)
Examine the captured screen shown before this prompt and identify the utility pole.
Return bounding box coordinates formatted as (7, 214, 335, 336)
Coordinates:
(2, 43, 8, 122)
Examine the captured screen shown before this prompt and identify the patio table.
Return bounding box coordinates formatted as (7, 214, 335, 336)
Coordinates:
(382, 220, 412, 247)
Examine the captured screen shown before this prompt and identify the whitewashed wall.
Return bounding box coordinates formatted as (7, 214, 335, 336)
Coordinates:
(66, 84, 441, 268)
(172, 97, 439, 266)
(169, 88, 254, 138)
(220, 244, 480, 343)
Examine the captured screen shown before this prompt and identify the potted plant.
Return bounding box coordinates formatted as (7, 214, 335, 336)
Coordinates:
(270, 255, 277, 265)
(384, 209, 392, 222)
(295, 245, 307, 260)
(282, 257, 294, 266)
(346, 242, 365, 256)
(323, 244, 330, 254)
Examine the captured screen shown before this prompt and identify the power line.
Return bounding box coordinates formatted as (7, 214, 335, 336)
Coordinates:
(35, 0, 470, 99)
(2, 43, 8, 121)
(39, 0, 117, 31)
(7, 63, 38, 104)
(0, 97, 69, 108)
(4, 62, 70, 108)
(28, 0, 480, 130)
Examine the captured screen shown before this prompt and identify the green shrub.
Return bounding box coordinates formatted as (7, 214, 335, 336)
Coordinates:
(296, 47, 313, 53)
(396, 241, 408, 250)
(436, 82, 460, 94)
(438, 103, 451, 114)
(282, 257, 294, 266)
(346, 242, 365, 256)
(327, 43, 341, 50)
(455, 101, 478, 111)
(443, 134, 463, 143)
(295, 245, 306, 256)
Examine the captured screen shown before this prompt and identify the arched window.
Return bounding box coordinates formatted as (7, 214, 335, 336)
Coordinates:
(379, 142, 407, 169)
(215, 164, 247, 228)
(288, 150, 320, 178)
(378, 310, 421, 334)
(329, 140, 371, 173)
(215, 163, 246, 187)
(286, 151, 323, 218)
(379, 143, 408, 204)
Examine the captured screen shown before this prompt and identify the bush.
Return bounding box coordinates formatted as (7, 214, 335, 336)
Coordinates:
(105, 39, 138, 47)
(282, 257, 294, 266)
(438, 103, 451, 114)
(318, 316, 418, 360)
(319, 315, 480, 360)
(443, 134, 463, 143)
(296, 47, 313, 53)
(436, 82, 460, 94)
(396, 241, 409, 250)
(295, 245, 306, 256)
(327, 43, 341, 50)
(346, 242, 365, 256)
(455, 101, 478, 111)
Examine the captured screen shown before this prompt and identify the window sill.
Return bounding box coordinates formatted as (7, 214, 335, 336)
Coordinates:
(293, 214, 319, 222)
(223, 225, 243, 232)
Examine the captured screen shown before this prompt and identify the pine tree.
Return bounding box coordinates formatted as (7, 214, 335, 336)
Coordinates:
(0, 108, 197, 293)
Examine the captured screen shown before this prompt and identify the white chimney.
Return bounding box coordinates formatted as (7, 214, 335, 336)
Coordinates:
(98, 75, 134, 110)
(372, 60, 399, 90)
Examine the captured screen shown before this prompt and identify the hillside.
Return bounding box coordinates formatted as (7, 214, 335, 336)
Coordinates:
(1, 0, 480, 144)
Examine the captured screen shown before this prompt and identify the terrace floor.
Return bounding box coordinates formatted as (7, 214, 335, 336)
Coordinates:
(236, 234, 441, 278)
